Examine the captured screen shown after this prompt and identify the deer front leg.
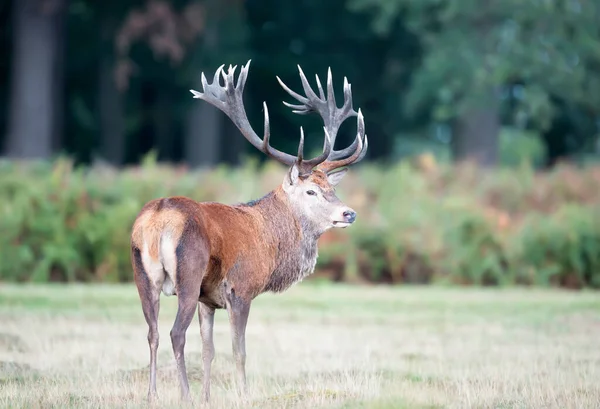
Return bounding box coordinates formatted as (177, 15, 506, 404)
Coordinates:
(225, 288, 251, 395)
(198, 302, 215, 403)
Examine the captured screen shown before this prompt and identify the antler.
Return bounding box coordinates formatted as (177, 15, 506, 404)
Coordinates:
(190, 61, 331, 173)
(276, 66, 368, 174)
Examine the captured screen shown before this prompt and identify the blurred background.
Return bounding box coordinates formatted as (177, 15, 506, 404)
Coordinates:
(1, 0, 599, 288)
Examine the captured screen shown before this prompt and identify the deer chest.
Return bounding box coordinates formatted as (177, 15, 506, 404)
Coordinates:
(264, 239, 319, 293)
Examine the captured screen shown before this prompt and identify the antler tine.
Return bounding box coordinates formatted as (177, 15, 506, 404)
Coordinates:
(222, 64, 238, 91)
(236, 62, 249, 91)
(213, 64, 225, 88)
(190, 60, 298, 167)
(342, 76, 354, 116)
(298, 66, 323, 114)
(298, 127, 333, 175)
(355, 133, 369, 163)
(278, 66, 357, 140)
(317, 109, 368, 173)
(328, 136, 359, 160)
(326, 77, 360, 161)
(261, 102, 271, 152)
(315, 74, 326, 100)
(277, 66, 364, 170)
(326, 67, 336, 117)
(290, 126, 333, 176)
(297, 127, 305, 162)
(277, 74, 309, 105)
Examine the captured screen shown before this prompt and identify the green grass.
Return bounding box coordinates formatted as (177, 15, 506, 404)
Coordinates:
(0, 283, 599, 408)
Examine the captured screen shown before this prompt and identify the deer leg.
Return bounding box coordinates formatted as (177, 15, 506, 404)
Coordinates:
(225, 288, 251, 395)
(145, 292, 160, 401)
(170, 238, 208, 404)
(198, 302, 215, 403)
(171, 291, 200, 403)
(132, 247, 161, 402)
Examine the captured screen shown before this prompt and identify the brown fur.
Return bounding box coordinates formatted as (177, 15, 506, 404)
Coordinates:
(130, 168, 355, 403)
(132, 207, 185, 261)
(307, 169, 333, 190)
(131, 180, 325, 305)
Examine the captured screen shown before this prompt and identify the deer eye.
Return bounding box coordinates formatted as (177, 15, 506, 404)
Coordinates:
(306, 190, 317, 196)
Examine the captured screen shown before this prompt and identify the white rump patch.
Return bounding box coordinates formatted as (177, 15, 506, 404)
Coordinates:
(140, 233, 178, 296)
(141, 241, 165, 289)
(160, 233, 178, 296)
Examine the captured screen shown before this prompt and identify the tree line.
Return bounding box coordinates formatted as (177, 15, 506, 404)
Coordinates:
(0, 0, 599, 168)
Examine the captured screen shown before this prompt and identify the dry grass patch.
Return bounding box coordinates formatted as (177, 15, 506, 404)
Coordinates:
(0, 283, 599, 408)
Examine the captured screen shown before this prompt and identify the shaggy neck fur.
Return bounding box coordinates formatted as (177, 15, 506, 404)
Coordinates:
(241, 187, 324, 293)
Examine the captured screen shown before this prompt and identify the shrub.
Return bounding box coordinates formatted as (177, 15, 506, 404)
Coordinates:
(514, 205, 600, 289)
(1, 156, 599, 289)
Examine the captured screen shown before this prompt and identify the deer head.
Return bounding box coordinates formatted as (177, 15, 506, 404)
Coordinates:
(190, 61, 368, 232)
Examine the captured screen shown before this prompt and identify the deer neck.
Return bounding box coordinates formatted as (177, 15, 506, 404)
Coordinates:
(248, 187, 322, 293)
(244, 187, 322, 240)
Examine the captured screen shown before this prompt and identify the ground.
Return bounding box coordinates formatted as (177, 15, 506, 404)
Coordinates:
(0, 282, 599, 409)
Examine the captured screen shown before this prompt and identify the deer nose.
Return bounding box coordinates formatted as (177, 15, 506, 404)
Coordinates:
(343, 210, 356, 223)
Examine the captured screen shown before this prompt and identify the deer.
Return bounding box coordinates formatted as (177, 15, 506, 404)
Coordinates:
(130, 60, 368, 404)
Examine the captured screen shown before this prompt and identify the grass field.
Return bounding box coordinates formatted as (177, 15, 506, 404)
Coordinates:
(0, 283, 599, 408)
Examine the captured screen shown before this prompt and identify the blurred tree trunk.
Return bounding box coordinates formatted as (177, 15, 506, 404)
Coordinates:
(154, 89, 175, 162)
(51, 0, 66, 152)
(452, 12, 500, 168)
(220, 115, 244, 166)
(5, 0, 67, 159)
(98, 18, 125, 165)
(452, 86, 500, 167)
(184, 0, 223, 168)
(185, 85, 222, 168)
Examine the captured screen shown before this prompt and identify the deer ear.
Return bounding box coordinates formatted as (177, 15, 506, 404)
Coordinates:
(285, 163, 300, 186)
(327, 168, 348, 187)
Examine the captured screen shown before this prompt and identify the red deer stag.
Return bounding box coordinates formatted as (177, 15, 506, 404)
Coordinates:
(130, 60, 368, 403)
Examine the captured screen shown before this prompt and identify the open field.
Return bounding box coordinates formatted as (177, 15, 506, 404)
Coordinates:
(0, 283, 599, 408)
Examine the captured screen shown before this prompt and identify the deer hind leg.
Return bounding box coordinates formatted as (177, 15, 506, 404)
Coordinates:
(198, 302, 215, 402)
(169, 232, 209, 403)
(225, 285, 251, 396)
(132, 246, 162, 402)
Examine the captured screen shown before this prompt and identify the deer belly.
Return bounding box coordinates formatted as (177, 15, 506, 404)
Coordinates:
(198, 282, 227, 309)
